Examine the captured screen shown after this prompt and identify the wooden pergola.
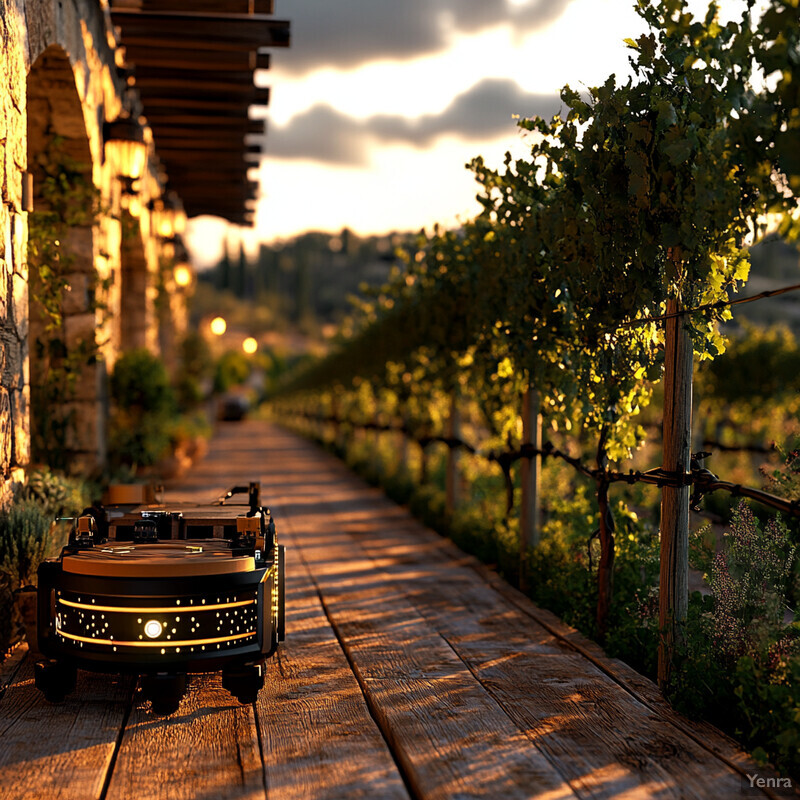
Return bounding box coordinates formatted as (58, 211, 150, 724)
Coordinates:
(110, 1, 290, 226)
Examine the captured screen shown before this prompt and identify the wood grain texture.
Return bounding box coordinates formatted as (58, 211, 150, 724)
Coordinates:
(105, 674, 263, 800)
(253, 422, 786, 800)
(0, 421, 788, 800)
(0, 651, 133, 800)
(167, 428, 410, 800)
(266, 494, 577, 797)
(0, 644, 27, 700)
(255, 529, 409, 800)
(347, 522, 744, 799)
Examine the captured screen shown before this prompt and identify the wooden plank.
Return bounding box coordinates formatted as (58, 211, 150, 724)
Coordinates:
(151, 139, 260, 153)
(112, 1, 275, 14)
(145, 113, 262, 128)
(122, 47, 270, 72)
(105, 675, 263, 800)
(133, 73, 258, 91)
(0, 655, 134, 800)
(138, 87, 269, 104)
(145, 110, 253, 124)
(141, 96, 267, 113)
(272, 502, 578, 799)
(341, 515, 757, 799)
(469, 568, 792, 797)
(112, 11, 290, 52)
(254, 524, 411, 800)
(149, 126, 255, 141)
(157, 151, 258, 168)
(171, 188, 258, 204)
(257, 424, 788, 800)
(0, 644, 28, 700)
(161, 425, 409, 800)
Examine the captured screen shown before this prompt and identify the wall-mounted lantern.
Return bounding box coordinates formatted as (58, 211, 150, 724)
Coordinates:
(174, 263, 193, 289)
(103, 114, 147, 194)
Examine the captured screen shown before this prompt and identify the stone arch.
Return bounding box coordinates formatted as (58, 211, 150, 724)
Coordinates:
(27, 44, 105, 473)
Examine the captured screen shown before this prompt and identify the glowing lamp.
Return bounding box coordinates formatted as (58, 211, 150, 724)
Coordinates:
(158, 215, 174, 239)
(210, 317, 227, 336)
(104, 115, 147, 188)
(144, 620, 163, 639)
(242, 337, 258, 355)
(174, 264, 192, 288)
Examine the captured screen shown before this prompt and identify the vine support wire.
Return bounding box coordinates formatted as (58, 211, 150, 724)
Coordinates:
(658, 297, 694, 692)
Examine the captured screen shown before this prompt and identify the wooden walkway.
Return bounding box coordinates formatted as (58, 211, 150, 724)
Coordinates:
(0, 420, 793, 800)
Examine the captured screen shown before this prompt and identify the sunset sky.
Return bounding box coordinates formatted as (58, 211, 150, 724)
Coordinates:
(184, 0, 758, 267)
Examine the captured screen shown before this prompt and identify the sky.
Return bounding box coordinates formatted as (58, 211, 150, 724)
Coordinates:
(184, 0, 757, 267)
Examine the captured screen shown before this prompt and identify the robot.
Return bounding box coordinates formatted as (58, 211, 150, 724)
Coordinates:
(34, 482, 285, 714)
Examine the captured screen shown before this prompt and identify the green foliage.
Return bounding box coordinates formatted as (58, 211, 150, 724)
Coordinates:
(707, 503, 795, 664)
(734, 654, 800, 776)
(0, 494, 72, 655)
(174, 332, 214, 410)
(27, 137, 102, 472)
(669, 502, 799, 776)
(699, 324, 800, 404)
(110, 349, 175, 416)
(0, 501, 57, 592)
(108, 349, 177, 471)
(17, 467, 89, 520)
(269, 0, 800, 777)
(214, 350, 252, 394)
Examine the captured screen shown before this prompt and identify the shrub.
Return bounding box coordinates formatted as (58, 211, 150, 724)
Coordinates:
(0, 499, 68, 655)
(669, 502, 800, 778)
(108, 349, 177, 471)
(213, 350, 251, 394)
(18, 466, 89, 520)
(110, 348, 175, 416)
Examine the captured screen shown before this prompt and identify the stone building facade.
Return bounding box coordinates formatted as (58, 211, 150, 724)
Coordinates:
(0, 0, 193, 495)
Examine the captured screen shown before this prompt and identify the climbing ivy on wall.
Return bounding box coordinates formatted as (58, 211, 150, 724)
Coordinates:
(27, 136, 101, 472)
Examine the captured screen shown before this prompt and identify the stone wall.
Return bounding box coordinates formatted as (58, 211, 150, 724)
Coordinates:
(0, 0, 33, 501)
(0, 0, 191, 491)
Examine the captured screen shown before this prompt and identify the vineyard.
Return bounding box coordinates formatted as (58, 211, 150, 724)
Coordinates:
(270, 0, 800, 778)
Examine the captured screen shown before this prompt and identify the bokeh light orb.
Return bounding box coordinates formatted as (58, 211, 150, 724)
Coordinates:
(242, 337, 258, 355)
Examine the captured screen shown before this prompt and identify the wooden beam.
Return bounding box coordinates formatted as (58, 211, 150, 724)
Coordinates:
(157, 151, 259, 168)
(112, 0, 275, 13)
(519, 386, 542, 592)
(148, 126, 261, 141)
(170, 183, 259, 198)
(145, 114, 265, 130)
(140, 96, 269, 114)
(112, 10, 290, 52)
(658, 297, 693, 691)
(121, 46, 270, 71)
(184, 208, 255, 224)
(137, 86, 270, 104)
(132, 72, 258, 90)
(150, 138, 260, 153)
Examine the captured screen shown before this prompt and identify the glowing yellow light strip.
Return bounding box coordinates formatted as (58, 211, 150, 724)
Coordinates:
(58, 598, 255, 614)
(57, 630, 257, 648)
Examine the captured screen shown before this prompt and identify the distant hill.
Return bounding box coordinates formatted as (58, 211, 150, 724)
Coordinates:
(194, 228, 417, 333)
(727, 235, 800, 331)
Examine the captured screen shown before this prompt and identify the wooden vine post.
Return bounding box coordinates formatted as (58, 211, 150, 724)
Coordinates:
(445, 389, 461, 513)
(658, 297, 693, 691)
(519, 387, 542, 592)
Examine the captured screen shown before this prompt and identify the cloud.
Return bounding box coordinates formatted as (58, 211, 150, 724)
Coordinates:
(266, 78, 561, 166)
(275, 0, 574, 74)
